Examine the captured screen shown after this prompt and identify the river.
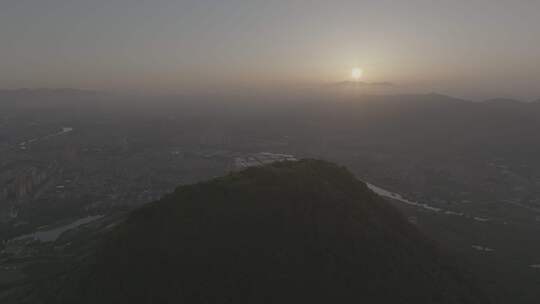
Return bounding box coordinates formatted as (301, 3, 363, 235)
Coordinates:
(12, 215, 103, 243)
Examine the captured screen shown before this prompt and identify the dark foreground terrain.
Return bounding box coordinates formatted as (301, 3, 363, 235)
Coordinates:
(12, 160, 487, 303)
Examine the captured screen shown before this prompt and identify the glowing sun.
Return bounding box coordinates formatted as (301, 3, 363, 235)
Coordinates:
(351, 68, 363, 81)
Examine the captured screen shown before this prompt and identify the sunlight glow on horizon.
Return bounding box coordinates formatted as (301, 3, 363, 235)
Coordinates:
(351, 68, 363, 81)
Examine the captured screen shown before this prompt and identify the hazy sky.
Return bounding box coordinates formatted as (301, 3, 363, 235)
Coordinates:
(2, 0, 540, 99)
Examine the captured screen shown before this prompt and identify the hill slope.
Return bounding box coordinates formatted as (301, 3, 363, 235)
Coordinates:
(41, 160, 487, 303)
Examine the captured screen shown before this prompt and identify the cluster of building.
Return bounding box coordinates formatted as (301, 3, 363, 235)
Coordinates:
(0, 161, 55, 205)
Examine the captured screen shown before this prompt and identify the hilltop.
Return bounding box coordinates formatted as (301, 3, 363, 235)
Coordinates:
(20, 160, 487, 303)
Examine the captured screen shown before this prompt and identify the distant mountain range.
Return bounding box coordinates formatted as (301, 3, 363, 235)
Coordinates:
(21, 160, 488, 304)
(0, 88, 537, 103)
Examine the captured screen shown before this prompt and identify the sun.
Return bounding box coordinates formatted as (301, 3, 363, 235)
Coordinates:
(351, 68, 363, 81)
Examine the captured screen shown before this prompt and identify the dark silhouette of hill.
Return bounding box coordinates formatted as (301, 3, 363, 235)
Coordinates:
(482, 98, 524, 108)
(36, 160, 488, 304)
(332, 81, 396, 87)
(483, 98, 523, 104)
(0, 88, 104, 110)
(0, 88, 100, 99)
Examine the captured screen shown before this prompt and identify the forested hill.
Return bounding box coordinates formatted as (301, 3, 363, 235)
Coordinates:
(37, 160, 488, 303)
